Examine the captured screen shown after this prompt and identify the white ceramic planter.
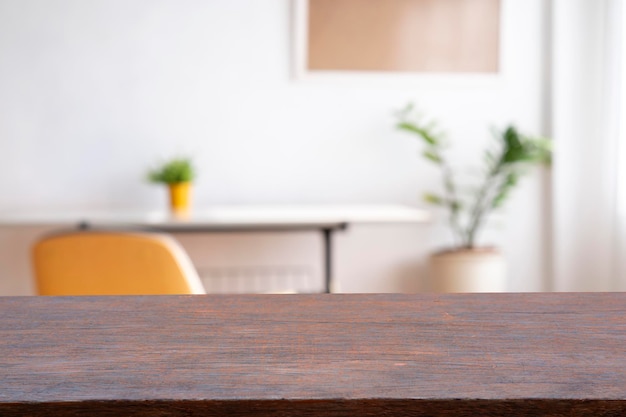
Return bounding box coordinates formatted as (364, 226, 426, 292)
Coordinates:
(429, 248, 507, 293)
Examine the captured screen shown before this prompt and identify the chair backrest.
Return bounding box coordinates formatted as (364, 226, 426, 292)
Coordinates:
(32, 231, 206, 295)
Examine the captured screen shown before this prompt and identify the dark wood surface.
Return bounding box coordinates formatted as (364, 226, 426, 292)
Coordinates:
(1, 293, 625, 416)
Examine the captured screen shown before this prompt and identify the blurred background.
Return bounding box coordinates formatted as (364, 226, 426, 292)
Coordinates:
(0, 0, 623, 295)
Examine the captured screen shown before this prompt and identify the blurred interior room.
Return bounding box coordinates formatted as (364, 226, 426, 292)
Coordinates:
(0, 0, 624, 296)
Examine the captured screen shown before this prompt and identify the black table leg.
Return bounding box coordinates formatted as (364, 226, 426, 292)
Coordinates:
(322, 228, 333, 293)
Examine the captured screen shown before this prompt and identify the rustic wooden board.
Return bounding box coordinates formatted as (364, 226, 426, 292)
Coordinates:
(1, 293, 625, 416)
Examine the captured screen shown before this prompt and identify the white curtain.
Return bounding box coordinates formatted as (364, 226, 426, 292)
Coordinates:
(551, 0, 624, 291)
(614, 1, 626, 291)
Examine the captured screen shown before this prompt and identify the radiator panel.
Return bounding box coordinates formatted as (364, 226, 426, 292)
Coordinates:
(172, 232, 323, 294)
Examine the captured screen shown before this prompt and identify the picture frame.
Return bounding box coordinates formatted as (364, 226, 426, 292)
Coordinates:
(291, 0, 505, 87)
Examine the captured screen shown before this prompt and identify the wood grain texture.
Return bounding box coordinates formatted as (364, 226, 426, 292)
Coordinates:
(1, 293, 625, 416)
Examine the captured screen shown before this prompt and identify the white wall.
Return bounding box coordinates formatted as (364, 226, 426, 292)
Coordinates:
(0, 0, 549, 294)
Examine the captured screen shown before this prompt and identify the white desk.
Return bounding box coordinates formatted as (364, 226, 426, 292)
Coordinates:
(0, 205, 429, 293)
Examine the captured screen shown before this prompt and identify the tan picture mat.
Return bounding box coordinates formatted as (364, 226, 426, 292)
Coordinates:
(308, 0, 500, 73)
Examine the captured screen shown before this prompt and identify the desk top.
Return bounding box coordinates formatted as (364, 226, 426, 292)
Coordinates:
(0, 204, 430, 230)
(1, 293, 625, 416)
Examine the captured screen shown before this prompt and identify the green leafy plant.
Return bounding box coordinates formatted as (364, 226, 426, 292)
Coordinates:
(396, 105, 551, 249)
(147, 157, 196, 184)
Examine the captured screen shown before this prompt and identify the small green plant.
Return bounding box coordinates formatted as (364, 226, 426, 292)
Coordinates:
(396, 105, 551, 249)
(147, 157, 196, 184)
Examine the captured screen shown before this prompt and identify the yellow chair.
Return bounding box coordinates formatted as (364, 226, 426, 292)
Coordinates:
(32, 231, 206, 295)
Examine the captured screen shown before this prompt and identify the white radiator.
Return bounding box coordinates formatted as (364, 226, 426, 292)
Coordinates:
(173, 232, 324, 294)
(197, 265, 321, 294)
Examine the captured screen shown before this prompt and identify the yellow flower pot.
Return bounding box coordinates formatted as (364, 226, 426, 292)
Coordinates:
(168, 182, 192, 214)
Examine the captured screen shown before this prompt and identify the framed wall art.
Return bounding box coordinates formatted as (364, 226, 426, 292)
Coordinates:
(292, 0, 503, 82)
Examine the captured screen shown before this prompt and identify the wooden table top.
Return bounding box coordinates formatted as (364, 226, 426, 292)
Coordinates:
(1, 293, 625, 416)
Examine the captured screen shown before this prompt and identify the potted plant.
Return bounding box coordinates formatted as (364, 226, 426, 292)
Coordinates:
(148, 157, 196, 214)
(396, 106, 551, 292)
